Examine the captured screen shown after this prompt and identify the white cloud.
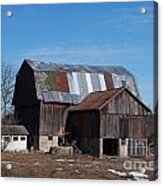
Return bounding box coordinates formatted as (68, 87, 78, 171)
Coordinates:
(21, 44, 147, 62)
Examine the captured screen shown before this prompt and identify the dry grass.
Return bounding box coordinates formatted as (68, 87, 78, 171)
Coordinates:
(1, 152, 156, 180)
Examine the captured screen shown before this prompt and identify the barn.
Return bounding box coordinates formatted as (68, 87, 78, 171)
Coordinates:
(13, 59, 146, 152)
(66, 88, 153, 157)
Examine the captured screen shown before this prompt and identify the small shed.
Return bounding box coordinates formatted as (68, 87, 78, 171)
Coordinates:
(1, 125, 29, 152)
(66, 88, 153, 158)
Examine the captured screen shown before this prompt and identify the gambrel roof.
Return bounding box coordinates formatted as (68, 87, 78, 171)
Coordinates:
(15, 59, 140, 105)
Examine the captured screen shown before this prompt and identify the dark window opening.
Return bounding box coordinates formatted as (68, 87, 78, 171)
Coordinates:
(4, 136, 10, 142)
(58, 136, 64, 146)
(103, 138, 119, 156)
(21, 137, 26, 141)
(48, 136, 53, 141)
(13, 136, 18, 141)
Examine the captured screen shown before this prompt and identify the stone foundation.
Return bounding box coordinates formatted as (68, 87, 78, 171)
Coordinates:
(119, 138, 128, 157)
(39, 136, 58, 152)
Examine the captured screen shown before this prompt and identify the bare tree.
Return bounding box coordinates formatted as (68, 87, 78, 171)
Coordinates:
(1, 63, 15, 116)
(1, 136, 12, 151)
(1, 113, 21, 125)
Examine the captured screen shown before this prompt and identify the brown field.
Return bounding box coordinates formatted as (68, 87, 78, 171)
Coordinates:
(1, 152, 156, 180)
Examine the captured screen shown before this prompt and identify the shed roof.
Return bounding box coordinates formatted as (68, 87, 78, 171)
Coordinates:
(1, 125, 29, 135)
(69, 88, 151, 112)
(69, 88, 121, 111)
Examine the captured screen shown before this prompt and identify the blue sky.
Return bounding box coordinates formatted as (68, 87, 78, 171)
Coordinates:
(2, 1, 155, 109)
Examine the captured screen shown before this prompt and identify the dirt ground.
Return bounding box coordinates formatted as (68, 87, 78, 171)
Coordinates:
(1, 152, 156, 180)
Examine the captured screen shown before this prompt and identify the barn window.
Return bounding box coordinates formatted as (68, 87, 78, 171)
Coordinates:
(4, 136, 10, 142)
(21, 137, 26, 141)
(128, 139, 147, 157)
(13, 136, 18, 141)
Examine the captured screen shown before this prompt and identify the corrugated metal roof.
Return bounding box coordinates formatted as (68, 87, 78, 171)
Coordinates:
(26, 59, 133, 75)
(23, 59, 140, 102)
(1, 125, 29, 135)
(42, 91, 83, 104)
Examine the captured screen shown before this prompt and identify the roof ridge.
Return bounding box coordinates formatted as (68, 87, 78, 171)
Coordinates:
(24, 59, 134, 76)
(99, 87, 125, 110)
(69, 88, 124, 111)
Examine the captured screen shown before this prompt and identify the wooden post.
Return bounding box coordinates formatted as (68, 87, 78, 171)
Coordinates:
(99, 138, 103, 159)
(99, 112, 103, 159)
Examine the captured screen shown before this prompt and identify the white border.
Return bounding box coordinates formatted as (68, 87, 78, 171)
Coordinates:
(0, 0, 162, 186)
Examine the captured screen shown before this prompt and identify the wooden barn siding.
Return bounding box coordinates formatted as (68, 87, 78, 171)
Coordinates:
(15, 105, 40, 149)
(13, 62, 40, 149)
(13, 61, 38, 106)
(100, 114, 152, 138)
(102, 90, 150, 115)
(100, 90, 152, 139)
(39, 102, 68, 136)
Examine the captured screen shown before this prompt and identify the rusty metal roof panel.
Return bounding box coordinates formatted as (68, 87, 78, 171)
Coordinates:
(70, 88, 122, 111)
(104, 73, 114, 90)
(56, 72, 69, 92)
(24, 59, 140, 100)
(70, 87, 149, 112)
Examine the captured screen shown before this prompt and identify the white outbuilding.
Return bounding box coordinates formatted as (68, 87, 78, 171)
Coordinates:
(1, 125, 29, 152)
